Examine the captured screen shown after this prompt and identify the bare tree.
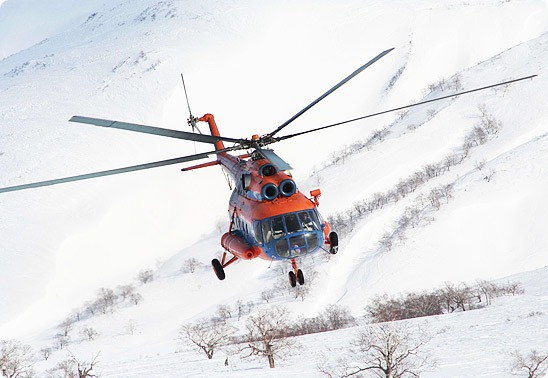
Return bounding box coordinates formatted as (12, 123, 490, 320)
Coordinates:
(48, 352, 99, 378)
(0, 340, 34, 378)
(180, 319, 236, 360)
(261, 290, 275, 304)
(126, 320, 137, 336)
(241, 306, 295, 368)
(510, 350, 548, 378)
(80, 328, 99, 341)
(484, 168, 496, 182)
(60, 318, 75, 337)
(320, 323, 432, 378)
(116, 284, 136, 301)
(55, 334, 71, 350)
(40, 348, 52, 361)
(137, 269, 154, 284)
(95, 288, 117, 314)
(129, 293, 143, 305)
(216, 305, 232, 321)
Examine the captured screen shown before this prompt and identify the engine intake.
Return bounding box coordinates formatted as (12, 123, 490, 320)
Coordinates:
(261, 183, 279, 201)
(279, 179, 297, 197)
(259, 163, 277, 177)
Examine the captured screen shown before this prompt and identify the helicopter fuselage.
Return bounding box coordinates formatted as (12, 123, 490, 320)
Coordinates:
(184, 114, 331, 266)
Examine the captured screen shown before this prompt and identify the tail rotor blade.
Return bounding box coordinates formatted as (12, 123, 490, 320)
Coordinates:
(181, 73, 199, 132)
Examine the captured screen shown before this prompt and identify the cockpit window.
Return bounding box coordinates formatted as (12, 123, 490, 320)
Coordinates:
(299, 212, 315, 231)
(289, 234, 306, 256)
(271, 216, 286, 240)
(284, 213, 301, 234)
(309, 210, 321, 231)
(262, 220, 272, 244)
(275, 239, 290, 257)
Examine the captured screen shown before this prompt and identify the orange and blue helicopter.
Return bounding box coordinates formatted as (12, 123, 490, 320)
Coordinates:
(0, 48, 535, 287)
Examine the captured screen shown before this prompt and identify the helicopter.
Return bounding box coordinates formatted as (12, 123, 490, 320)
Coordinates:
(0, 48, 535, 287)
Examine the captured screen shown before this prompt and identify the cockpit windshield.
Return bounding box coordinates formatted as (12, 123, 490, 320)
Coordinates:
(260, 209, 323, 258)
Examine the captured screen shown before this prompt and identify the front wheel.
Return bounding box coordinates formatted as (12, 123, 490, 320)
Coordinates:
(329, 232, 339, 254)
(288, 271, 297, 287)
(297, 269, 305, 285)
(212, 259, 226, 280)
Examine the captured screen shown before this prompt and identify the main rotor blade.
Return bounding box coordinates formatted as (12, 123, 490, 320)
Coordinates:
(276, 74, 537, 142)
(268, 48, 394, 138)
(0, 146, 240, 193)
(69, 116, 242, 145)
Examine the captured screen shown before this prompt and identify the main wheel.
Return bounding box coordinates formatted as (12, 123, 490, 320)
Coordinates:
(329, 231, 339, 254)
(297, 269, 305, 285)
(212, 259, 226, 280)
(288, 271, 297, 287)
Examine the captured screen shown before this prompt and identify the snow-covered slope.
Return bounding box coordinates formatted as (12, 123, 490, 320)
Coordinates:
(1, 0, 548, 376)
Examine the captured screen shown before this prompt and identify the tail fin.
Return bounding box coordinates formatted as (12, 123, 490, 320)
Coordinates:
(198, 114, 225, 151)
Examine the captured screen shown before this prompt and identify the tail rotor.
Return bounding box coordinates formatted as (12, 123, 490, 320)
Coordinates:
(180, 73, 201, 134)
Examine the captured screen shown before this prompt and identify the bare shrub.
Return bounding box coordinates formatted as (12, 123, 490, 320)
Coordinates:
(366, 292, 443, 323)
(475, 159, 487, 171)
(181, 258, 202, 273)
(216, 305, 232, 321)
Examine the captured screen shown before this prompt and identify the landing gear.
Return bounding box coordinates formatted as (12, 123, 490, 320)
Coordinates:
(212, 252, 238, 281)
(328, 231, 339, 254)
(289, 259, 305, 287)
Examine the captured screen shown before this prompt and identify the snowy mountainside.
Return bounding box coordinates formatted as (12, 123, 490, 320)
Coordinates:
(1, 0, 548, 376)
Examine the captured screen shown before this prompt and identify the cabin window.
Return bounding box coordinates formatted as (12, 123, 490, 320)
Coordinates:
(271, 216, 286, 240)
(253, 221, 262, 244)
(284, 213, 301, 234)
(299, 212, 315, 231)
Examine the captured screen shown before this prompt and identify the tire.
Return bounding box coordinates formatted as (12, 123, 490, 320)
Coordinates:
(288, 271, 297, 287)
(212, 259, 226, 280)
(329, 231, 339, 254)
(297, 269, 305, 285)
